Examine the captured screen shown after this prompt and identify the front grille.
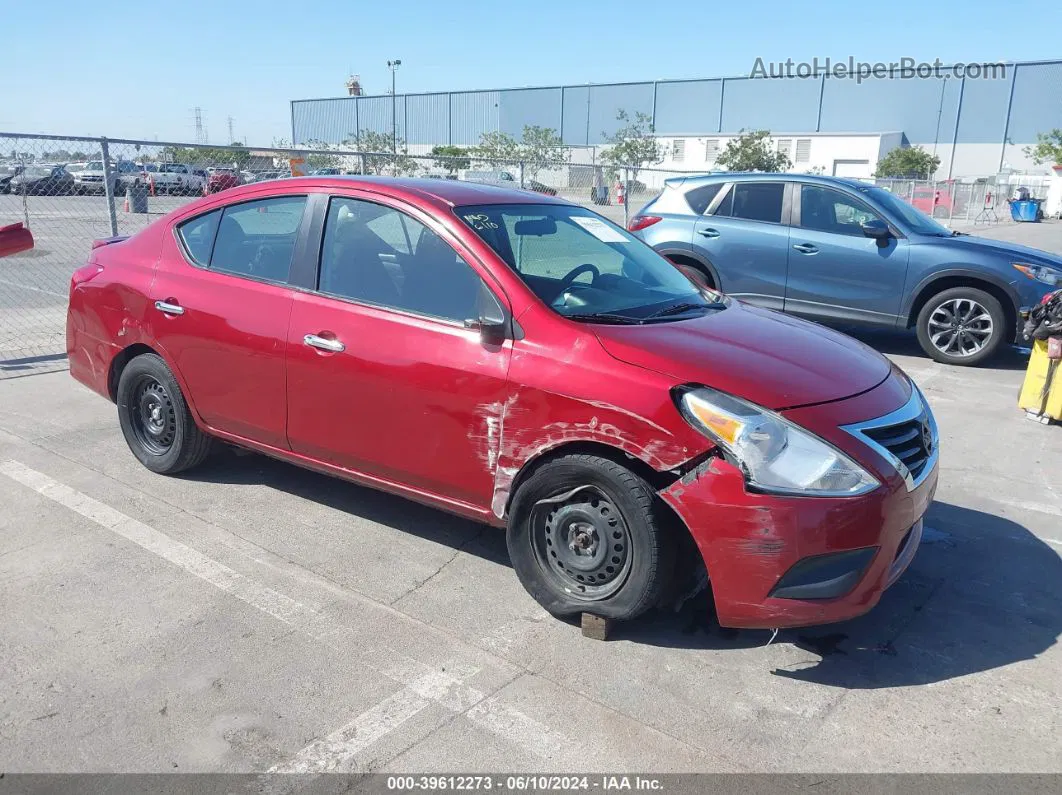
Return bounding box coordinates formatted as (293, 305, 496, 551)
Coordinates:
(841, 390, 938, 492)
(862, 417, 931, 480)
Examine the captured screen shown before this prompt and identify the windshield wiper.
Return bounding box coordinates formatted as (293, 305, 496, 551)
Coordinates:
(564, 312, 645, 325)
(643, 301, 723, 320)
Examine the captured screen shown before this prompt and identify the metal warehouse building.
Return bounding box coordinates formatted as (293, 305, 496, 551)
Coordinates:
(291, 59, 1062, 179)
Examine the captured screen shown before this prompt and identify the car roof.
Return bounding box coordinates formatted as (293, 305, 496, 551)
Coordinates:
(664, 172, 875, 191)
(220, 176, 569, 208)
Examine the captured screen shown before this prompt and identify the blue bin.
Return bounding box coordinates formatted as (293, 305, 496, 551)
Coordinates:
(1010, 199, 1042, 222)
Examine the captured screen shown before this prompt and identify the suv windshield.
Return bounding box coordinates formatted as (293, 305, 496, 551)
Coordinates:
(458, 204, 724, 323)
(859, 185, 950, 236)
(85, 161, 104, 170)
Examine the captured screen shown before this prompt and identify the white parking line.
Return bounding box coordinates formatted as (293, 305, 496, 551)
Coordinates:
(270, 684, 433, 773)
(0, 459, 576, 768)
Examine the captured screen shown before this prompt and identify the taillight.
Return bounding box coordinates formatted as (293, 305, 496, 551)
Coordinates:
(628, 215, 662, 232)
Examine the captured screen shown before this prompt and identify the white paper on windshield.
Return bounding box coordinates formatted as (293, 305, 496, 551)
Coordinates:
(571, 216, 629, 243)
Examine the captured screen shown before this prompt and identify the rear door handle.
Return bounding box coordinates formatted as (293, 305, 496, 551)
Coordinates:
(792, 243, 818, 254)
(154, 300, 184, 316)
(304, 334, 345, 353)
(698, 228, 720, 238)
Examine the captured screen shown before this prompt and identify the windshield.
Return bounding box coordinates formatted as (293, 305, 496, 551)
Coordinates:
(85, 161, 104, 170)
(23, 166, 51, 178)
(159, 164, 183, 173)
(860, 185, 950, 236)
(457, 204, 724, 323)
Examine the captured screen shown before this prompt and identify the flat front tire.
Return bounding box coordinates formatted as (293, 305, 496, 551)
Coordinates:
(507, 454, 675, 622)
(116, 353, 212, 474)
(915, 286, 1006, 366)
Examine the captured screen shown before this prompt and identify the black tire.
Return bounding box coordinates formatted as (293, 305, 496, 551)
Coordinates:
(667, 256, 716, 290)
(507, 454, 675, 622)
(915, 286, 1007, 366)
(116, 353, 212, 474)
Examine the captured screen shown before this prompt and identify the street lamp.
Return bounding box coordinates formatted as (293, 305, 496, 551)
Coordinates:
(387, 59, 402, 154)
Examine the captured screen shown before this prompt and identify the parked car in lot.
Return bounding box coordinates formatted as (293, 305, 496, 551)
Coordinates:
(73, 160, 142, 195)
(0, 221, 33, 257)
(8, 164, 74, 195)
(206, 168, 239, 194)
(630, 173, 1062, 365)
(0, 163, 23, 193)
(67, 176, 938, 630)
(148, 163, 205, 195)
(910, 185, 962, 219)
(253, 170, 288, 182)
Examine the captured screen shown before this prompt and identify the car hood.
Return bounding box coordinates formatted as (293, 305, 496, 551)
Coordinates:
(924, 234, 1062, 266)
(592, 301, 891, 410)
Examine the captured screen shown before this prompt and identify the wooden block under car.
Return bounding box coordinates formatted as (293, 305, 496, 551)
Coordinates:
(581, 613, 613, 641)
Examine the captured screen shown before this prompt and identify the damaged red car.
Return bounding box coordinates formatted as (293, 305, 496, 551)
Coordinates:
(67, 177, 938, 629)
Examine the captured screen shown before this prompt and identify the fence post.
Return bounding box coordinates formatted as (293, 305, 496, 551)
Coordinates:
(100, 137, 118, 237)
(518, 161, 525, 189)
(359, 153, 367, 175)
(623, 167, 631, 228)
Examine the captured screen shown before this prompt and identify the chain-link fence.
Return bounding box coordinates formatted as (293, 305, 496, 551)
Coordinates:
(0, 130, 1046, 378)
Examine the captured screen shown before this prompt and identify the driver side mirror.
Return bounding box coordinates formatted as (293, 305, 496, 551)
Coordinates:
(861, 219, 891, 242)
(464, 282, 509, 343)
(0, 222, 33, 258)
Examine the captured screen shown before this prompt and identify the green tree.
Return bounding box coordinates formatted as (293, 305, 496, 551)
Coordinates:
(343, 131, 419, 175)
(303, 139, 340, 171)
(715, 130, 791, 172)
(1024, 129, 1062, 166)
(430, 145, 471, 176)
(473, 131, 521, 163)
(519, 125, 568, 181)
(874, 145, 940, 179)
(159, 143, 252, 169)
(599, 110, 663, 179)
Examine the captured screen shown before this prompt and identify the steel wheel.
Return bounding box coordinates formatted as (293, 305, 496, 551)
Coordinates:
(530, 485, 633, 601)
(927, 297, 994, 358)
(128, 374, 177, 455)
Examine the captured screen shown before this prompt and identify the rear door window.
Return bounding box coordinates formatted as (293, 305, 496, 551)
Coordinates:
(208, 196, 307, 282)
(716, 182, 785, 223)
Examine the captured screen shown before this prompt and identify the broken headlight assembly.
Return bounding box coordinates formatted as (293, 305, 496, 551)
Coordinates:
(677, 386, 880, 497)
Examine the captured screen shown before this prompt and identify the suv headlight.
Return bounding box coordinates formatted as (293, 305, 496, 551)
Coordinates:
(1014, 262, 1062, 286)
(678, 387, 880, 497)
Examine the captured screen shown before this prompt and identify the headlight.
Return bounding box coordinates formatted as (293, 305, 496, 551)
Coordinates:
(678, 387, 880, 497)
(1013, 262, 1062, 286)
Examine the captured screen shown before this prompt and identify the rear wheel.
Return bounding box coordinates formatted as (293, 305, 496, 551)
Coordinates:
(116, 353, 212, 474)
(507, 454, 675, 621)
(915, 286, 1006, 366)
(667, 256, 715, 290)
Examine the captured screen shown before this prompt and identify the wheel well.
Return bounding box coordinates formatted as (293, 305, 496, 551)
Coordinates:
(504, 440, 706, 605)
(107, 343, 157, 401)
(505, 441, 681, 517)
(665, 254, 717, 289)
(907, 277, 1017, 340)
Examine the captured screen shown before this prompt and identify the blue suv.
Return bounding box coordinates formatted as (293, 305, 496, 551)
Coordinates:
(630, 174, 1062, 365)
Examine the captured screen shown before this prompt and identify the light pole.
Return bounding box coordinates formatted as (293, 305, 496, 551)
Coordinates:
(387, 59, 402, 153)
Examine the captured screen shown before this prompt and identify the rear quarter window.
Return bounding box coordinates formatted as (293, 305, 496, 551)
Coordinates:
(684, 183, 724, 214)
(176, 209, 222, 265)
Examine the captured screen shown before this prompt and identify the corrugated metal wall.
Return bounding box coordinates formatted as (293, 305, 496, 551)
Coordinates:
(291, 60, 1062, 163)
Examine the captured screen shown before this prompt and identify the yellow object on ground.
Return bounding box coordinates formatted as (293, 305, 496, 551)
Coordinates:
(1019, 338, 1062, 423)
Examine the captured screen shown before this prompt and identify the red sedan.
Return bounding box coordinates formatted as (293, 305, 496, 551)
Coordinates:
(66, 177, 938, 629)
(206, 168, 240, 194)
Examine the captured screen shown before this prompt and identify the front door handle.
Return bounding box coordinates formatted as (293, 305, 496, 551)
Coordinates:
(698, 228, 720, 238)
(304, 334, 345, 353)
(154, 300, 184, 316)
(792, 243, 819, 254)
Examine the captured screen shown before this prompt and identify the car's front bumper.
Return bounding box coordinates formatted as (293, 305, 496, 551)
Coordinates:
(661, 374, 937, 629)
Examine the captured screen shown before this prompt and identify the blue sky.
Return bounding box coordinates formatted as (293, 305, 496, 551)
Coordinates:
(4, 0, 1054, 145)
